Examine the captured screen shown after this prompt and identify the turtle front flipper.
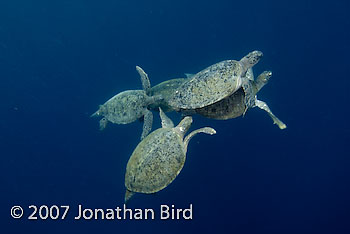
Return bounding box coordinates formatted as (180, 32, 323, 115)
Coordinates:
(183, 127, 216, 153)
(140, 109, 153, 140)
(255, 99, 287, 129)
(136, 66, 151, 95)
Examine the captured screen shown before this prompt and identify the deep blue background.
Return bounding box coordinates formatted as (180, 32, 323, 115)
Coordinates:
(1, 0, 349, 233)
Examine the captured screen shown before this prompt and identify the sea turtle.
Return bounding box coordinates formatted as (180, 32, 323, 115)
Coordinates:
(149, 77, 189, 112)
(91, 66, 162, 140)
(124, 108, 216, 203)
(195, 70, 287, 129)
(168, 50, 263, 110)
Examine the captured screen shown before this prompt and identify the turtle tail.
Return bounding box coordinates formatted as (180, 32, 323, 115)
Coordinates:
(125, 190, 135, 204)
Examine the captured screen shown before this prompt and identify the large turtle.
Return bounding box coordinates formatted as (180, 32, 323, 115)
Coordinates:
(148, 77, 189, 112)
(168, 50, 263, 110)
(124, 108, 216, 203)
(91, 66, 162, 140)
(195, 70, 287, 129)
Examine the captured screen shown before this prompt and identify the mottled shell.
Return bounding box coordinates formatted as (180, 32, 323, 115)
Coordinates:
(149, 78, 187, 112)
(100, 90, 148, 124)
(194, 69, 254, 120)
(168, 60, 243, 109)
(125, 128, 185, 193)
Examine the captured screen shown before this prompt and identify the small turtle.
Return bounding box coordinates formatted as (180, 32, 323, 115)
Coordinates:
(124, 108, 216, 203)
(149, 77, 189, 112)
(196, 70, 287, 129)
(168, 50, 263, 110)
(91, 66, 162, 140)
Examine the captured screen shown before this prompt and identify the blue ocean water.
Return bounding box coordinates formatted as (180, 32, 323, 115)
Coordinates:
(1, 0, 349, 233)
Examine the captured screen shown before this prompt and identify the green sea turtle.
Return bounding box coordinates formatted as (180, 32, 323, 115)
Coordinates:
(195, 70, 287, 129)
(168, 50, 263, 110)
(91, 66, 162, 140)
(124, 108, 216, 203)
(149, 77, 189, 112)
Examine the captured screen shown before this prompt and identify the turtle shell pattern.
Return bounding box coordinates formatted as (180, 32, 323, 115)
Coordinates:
(101, 90, 148, 124)
(169, 60, 243, 110)
(125, 128, 186, 194)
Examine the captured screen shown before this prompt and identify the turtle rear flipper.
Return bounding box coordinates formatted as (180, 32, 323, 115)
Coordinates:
(125, 189, 135, 204)
(140, 109, 153, 140)
(99, 117, 108, 130)
(255, 99, 287, 129)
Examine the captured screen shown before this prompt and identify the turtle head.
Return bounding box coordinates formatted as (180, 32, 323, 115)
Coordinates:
(90, 111, 99, 118)
(254, 71, 272, 93)
(239, 50, 263, 75)
(90, 105, 104, 117)
(258, 71, 272, 83)
(176, 116, 193, 138)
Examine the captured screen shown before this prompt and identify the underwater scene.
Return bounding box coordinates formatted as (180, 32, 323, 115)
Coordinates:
(1, 0, 349, 233)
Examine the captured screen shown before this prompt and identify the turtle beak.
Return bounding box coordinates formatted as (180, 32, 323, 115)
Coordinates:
(90, 110, 99, 118)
